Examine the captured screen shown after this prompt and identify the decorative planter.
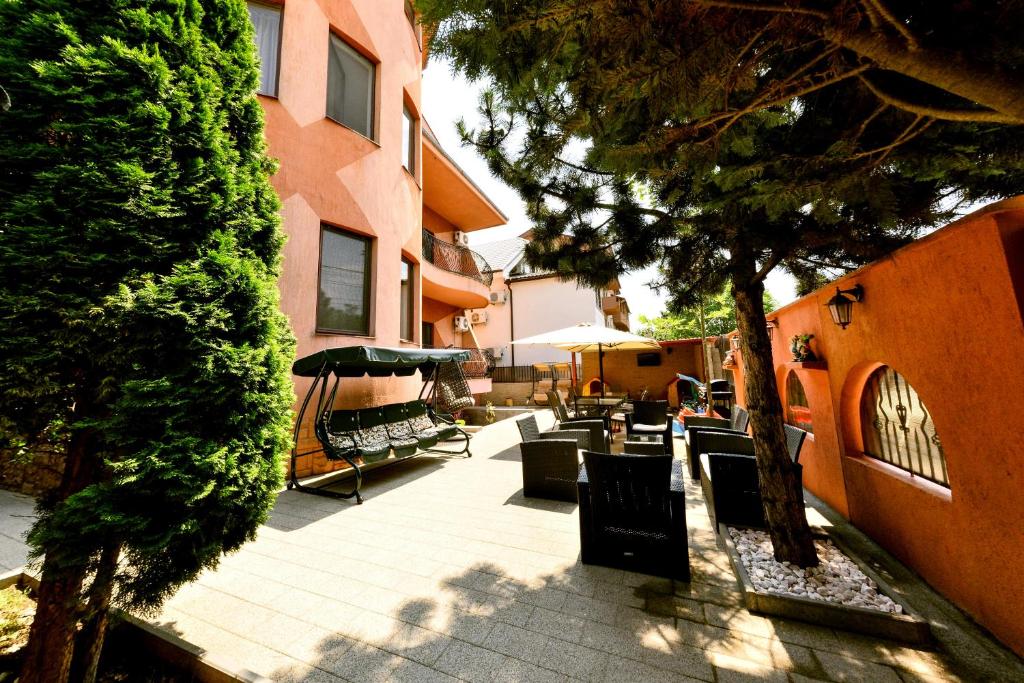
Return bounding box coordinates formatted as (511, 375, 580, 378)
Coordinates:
(720, 527, 932, 646)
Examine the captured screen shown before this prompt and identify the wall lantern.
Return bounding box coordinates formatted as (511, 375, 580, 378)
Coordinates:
(730, 335, 741, 351)
(766, 319, 778, 340)
(826, 284, 865, 329)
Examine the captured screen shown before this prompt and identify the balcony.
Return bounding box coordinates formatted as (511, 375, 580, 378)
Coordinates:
(602, 295, 631, 331)
(421, 230, 493, 309)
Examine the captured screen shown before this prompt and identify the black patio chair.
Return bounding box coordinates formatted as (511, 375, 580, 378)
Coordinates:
(548, 391, 612, 446)
(577, 451, 690, 580)
(624, 400, 673, 453)
(520, 440, 580, 502)
(623, 440, 668, 456)
(700, 425, 809, 531)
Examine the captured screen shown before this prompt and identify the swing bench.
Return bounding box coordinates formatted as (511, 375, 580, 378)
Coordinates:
(288, 345, 475, 503)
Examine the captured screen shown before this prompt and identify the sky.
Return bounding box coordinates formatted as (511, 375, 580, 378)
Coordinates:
(421, 59, 799, 326)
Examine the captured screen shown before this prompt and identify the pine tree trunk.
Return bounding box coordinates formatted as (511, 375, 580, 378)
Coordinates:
(74, 542, 121, 683)
(18, 556, 85, 683)
(20, 418, 97, 683)
(732, 274, 818, 567)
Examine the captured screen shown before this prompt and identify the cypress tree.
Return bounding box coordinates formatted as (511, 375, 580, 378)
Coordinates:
(419, 0, 1024, 565)
(0, 2, 294, 680)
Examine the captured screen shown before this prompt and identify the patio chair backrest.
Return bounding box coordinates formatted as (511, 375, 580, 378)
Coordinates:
(623, 440, 665, 456)
(560, 419, 608, 454)
(516, 414, 541, 442)
(691, 431, 755, 460)
(632, 400, 669, 427)
(784, 424, 808, 463)
(731, 406, 750, 432)
(582, 450, 674, 533)
(540, 429, 590, 450)
(546, 391, 571, 422)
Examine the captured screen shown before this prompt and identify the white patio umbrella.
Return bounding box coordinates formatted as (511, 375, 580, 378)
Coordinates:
(510, 323, 659, 398)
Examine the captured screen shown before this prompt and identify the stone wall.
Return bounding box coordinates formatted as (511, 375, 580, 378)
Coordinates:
(0, 448, 63, 498)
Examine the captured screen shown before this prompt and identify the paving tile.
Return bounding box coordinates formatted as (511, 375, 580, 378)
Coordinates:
(523, 606, 586, 643)
(814, 650, 904, 683)
(601, 654, 704, 683)
(711, 651, 789, 682)
(483, 622, 553, 666)
(538, 639, 610, 679)
(434, 639, 512, 683)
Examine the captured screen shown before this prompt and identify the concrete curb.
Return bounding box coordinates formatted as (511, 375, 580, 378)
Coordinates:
(720, 525, 933, 646)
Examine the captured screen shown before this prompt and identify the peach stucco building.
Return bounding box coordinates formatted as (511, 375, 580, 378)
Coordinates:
(727, 199, 1024, 657)
(246, 0, 505, 475)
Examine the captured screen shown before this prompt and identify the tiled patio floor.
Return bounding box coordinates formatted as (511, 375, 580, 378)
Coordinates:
(2, 413, 1022, 682)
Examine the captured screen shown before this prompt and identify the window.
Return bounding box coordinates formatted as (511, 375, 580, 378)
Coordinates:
(402, 106, 416, 175)
(860, 365, 948, 487)
(404, 0, 421, 46)
(317, 226, 371, 335)
(326, 34, 375, 139)
(785, 371, 813, 434)
(400, 258, 415, 341)
(422, 322, 434, 348)
(247, 2, 282, 96)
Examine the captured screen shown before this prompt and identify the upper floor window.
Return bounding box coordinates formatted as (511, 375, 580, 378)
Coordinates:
(402, 106, 416, 175)
(404, 0, 421, 46)
(785, 371, 813, 434)
(247, 2, 282, 96)
(318, 226, 372, 335)
(327, 34, 375, 139)
(860, 365, 948, 487)
(400, 258, 415, 341)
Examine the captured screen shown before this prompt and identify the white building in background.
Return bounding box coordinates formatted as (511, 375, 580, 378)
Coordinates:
(467, 233, 631, 368)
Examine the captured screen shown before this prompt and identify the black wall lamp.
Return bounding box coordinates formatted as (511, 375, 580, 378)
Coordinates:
(826, 284, 865, 329)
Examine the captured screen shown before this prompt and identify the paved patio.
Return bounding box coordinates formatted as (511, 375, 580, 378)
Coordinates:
(2, 413, 1023, 682)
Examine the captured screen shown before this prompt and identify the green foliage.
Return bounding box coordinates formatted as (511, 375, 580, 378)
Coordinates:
(638, 290, 776, 341)
(0, 0, 294, 610)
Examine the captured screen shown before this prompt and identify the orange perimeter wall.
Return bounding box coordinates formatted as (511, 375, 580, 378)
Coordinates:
(728, 198, 1024, 656)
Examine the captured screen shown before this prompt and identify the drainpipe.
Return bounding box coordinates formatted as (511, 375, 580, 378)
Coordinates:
(506, 278, 515, 368)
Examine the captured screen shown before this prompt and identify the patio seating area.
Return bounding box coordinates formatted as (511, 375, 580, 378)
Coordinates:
(2, 414, 1022, 682)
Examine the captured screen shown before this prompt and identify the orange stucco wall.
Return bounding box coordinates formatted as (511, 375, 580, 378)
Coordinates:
(258, 1, 430, 475)
(580, 343, 706, 401)
(728, 198, 1024, 656)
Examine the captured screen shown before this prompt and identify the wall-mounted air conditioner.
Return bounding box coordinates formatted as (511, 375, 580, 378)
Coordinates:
(453, 231, 470, 247)
(491, 346, 504, 359)
(454, 315, 470, 332)
(489, 291, 507, 305)
(468, 310, 488, 325)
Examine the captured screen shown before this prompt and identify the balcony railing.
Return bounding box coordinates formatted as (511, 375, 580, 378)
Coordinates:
(422, 230, 493, 287)
(426, 345, 495, 378)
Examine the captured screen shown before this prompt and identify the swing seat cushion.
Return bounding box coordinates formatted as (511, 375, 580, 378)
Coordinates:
(356, 408, 393, 462)
(390, 438, 419, 457)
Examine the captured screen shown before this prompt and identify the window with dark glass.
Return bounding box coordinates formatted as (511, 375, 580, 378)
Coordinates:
(422, 322, 434, 348)
(400, 258, 415, 341)
(247, 2, 282, 96)
(860, 365, 948, 487)
(317, 226, 371, 335)
(785, 371, 813, 434)
(326, 34, 375, 139)
(402, 106, 416, 175)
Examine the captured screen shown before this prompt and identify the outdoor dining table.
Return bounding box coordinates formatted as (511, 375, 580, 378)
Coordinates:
(574, 395, 627, 429)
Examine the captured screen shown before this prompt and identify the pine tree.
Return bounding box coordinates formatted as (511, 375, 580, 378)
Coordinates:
(419, 0, 1024, 565)
(0, 2, 295, 681)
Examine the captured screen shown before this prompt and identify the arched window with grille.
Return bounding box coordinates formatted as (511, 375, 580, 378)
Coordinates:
(860, 366, 948, 487)
(785, 371, 813, 434)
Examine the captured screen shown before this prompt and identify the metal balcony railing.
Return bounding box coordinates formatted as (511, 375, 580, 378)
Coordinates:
(425, 345, 495, 378)
(422, 230, 493, 287)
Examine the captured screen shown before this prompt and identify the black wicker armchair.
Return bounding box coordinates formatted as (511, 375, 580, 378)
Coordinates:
(624, 400, 673, 453)
(700, 425, 808, 531)
(548, 391, 612, 450)
(577, 451, 690, 580)
(520, 440, 581, 502)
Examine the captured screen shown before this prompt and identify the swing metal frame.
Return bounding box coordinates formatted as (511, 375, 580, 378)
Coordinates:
(287, 346, 474, 503)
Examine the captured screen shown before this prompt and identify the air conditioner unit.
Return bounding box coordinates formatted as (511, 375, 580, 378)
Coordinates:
(489, 291, 507, 305)
(453, 231, 470, 247)
(468, 310, 488, 325)
(453, 315, 470, 332)
(491, 346, 504, 360)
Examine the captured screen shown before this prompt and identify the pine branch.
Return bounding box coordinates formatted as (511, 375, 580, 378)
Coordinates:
(863, 0, 919, 50)
(858, 75, 1023, 124)
(685, 0, 828, 20)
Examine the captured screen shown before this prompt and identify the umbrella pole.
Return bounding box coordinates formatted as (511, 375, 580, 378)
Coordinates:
(570, 351, 579, 414)
(598, 342, 606, 399)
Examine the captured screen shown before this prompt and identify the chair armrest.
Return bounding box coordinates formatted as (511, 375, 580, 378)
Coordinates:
(670, 460, 685, 494)
(577, 462, 589, 485)
(540, 429, 589, 450)
(687, 425, 747, 437)
(684, 416, 730, 430)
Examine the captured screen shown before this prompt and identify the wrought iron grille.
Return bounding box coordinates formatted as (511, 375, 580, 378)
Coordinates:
(421, 230, 493, 287)
(860, 366, 948, 487)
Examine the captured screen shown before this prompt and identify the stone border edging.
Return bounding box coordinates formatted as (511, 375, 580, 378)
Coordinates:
(719, 525, 933, 646)
(0, 568, 271, 683)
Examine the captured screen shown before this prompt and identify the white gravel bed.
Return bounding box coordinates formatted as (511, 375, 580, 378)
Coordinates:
(729, 527, 903, 614)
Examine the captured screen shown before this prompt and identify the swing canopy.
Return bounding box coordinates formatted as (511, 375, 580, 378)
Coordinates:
(292, 346, 472, 378)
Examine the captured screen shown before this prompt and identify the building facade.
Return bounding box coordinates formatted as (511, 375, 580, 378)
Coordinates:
(247, 1, 505, 476)
(469, 235, 631, 369)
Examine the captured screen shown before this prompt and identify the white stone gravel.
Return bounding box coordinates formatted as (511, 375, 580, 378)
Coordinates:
(729, 527, 904, 614)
